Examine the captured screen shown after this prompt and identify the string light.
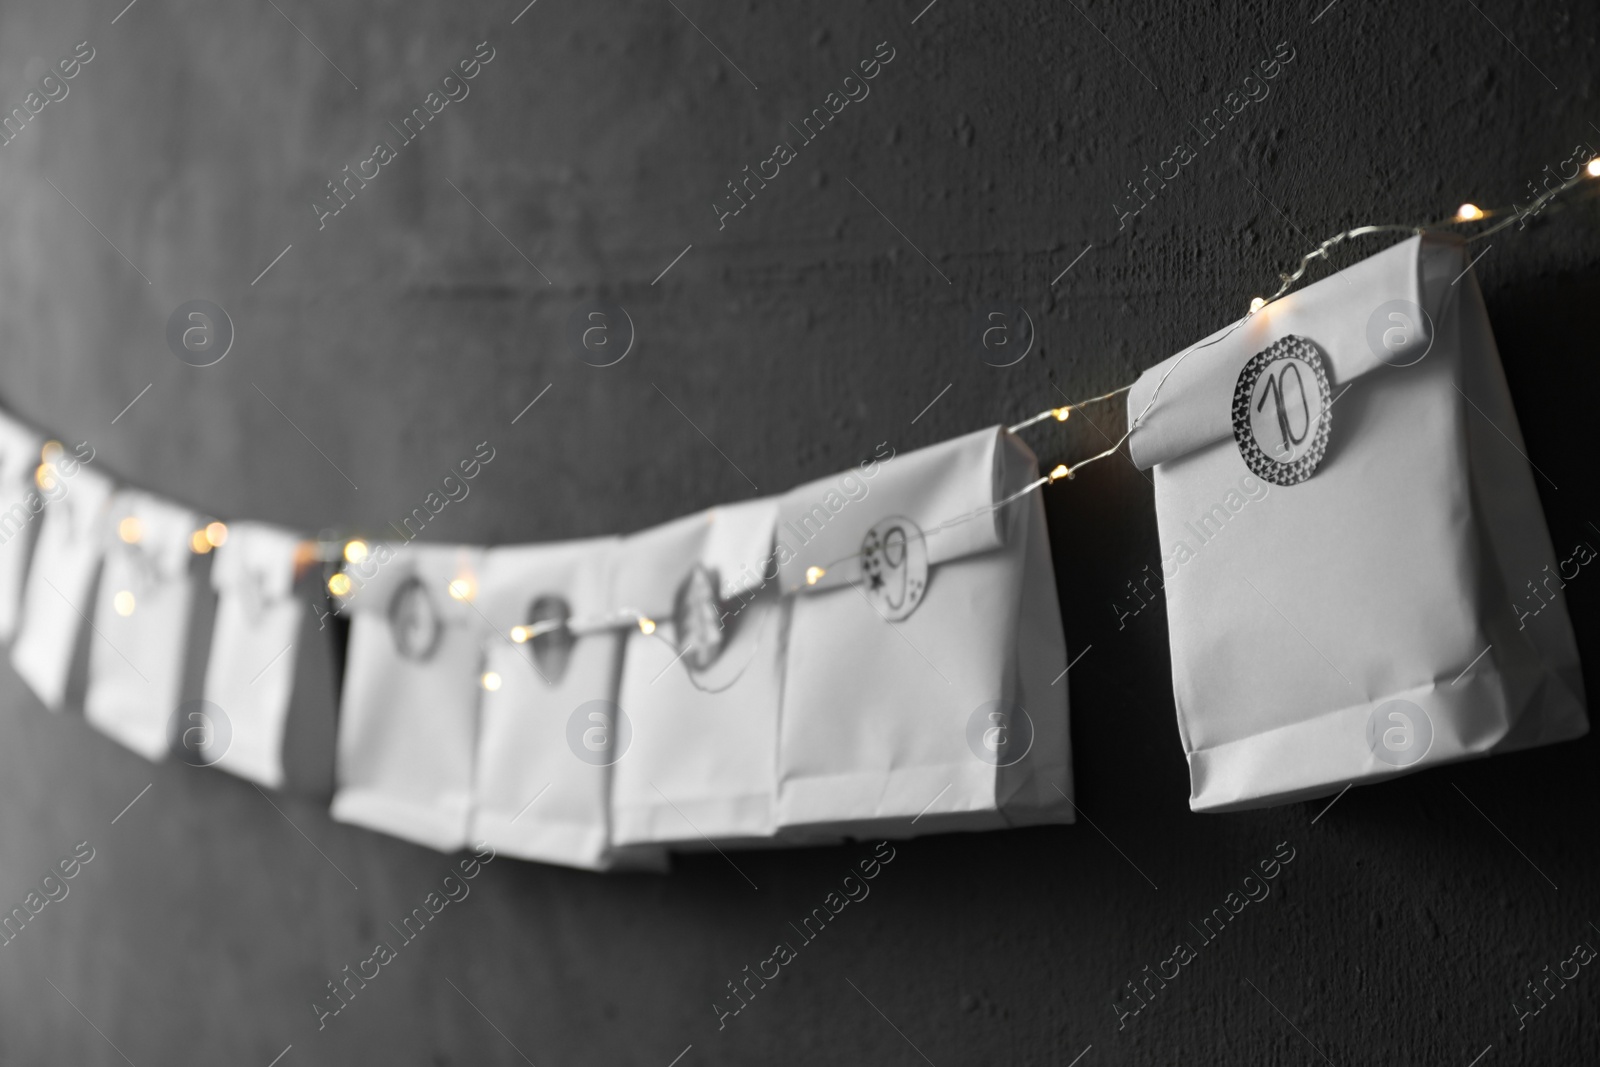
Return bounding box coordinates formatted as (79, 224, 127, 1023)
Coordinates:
(448, 577, 477, 602)
(34, 464, 58, 492)
(190, 530, 213, 554)
(1053, 407, 1070, 421)
(205, 522, 228, 547)
(328, 573, 352, 597)
(117, 517, 143, 544)
(638, 617, 656, 635)
(1249, 296, 1267, 313)
(481, 671, 502, 691)
(1049, 464, 1071, 482)
(1589, 157, 1600, 178)
(1456, 203, 1484, 222)
(805, 566, 825, 585)
(510, 625, 532, 643)
(40, 440, 63, 464)
(344, 540, 369, 563)
(113, 590, 136, 616)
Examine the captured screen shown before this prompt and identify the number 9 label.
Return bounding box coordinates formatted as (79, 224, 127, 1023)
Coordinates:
(1231, 335, 1332, 486)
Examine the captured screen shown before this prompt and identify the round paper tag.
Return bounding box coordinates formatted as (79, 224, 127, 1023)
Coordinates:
(860, 517, 929, 621)
(1232, 335, 1332, 486)
(673, 564, 726, 671)
(525, 595, 574, 684)
(387, 575, 442, 661)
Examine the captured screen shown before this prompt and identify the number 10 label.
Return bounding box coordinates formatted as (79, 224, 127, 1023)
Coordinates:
(1231, 335, 1333, 486)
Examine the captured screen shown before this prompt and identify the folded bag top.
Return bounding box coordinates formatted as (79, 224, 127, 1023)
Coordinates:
(210, 520, 302, 603)
(1126, 234, 1459, 471)
(775, 429, 1004, 595)
(1125, 232, 1586, 811)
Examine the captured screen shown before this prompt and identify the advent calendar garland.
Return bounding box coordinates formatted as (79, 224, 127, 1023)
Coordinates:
(2, 169, 1597, 868)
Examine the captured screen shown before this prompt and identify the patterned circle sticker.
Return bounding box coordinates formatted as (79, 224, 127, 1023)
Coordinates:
(387, 575, 442, 661)
(860, 517, 928, 621)
(1232, 335, 1332, 486)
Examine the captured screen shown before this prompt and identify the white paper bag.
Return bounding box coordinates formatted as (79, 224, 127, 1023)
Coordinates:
(202, 521, 311, 788)
(773, 428, 1073, 838)
(470, 538, 665, 871)
(10, 460, 114, 709)
(1126, 233, 1587, 811)
(0, 410, 44, 643)
(609, 499, 787, 848)
(331, 543, 484, 851)
(84, 490, 201, 760)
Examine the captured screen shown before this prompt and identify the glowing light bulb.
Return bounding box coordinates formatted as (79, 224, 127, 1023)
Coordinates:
(805, 566, 826, 586)
(113, 590, 136, 616)
(1249, 297, 1267, 314)
(35, 464, 58, 491)
(190, 530, 213, 554)
(40, 440, 63, 464)
(118, 516, 144, 544)
(1049, 464, 1071, 482)
(1052, 407, 1071, 421)
(638, 617, 656, 635)
(448, 577, 476, 602)
(1587, 157, 1600, 177)
(328, 573, 353, 597)
(510, 625, 531, 643)
(344, 539, 369, 563)
(205, 522, 228, 547)
(1456, 203, 1483, 222)
(481, 671, 502, 692)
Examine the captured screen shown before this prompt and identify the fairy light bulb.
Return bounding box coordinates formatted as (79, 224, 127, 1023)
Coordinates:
(35, 464, 58, 491)
(113, 590, 136, 616)
(327, 572, 352, 597)
(1052, 407, 1070, 421)
(118, 516, 144, 544)
(448, 577, 476, 602)
(40, 440, 63, 464)
(344, 540, 369, 563)
(481, 671, 502, 692)
(1249, 297, 1267, 313)
(205, 522, 228, 547)
(1456, 203, 1483, 222)
(1049, 464, 1071, 482)
(190, 530, 213, 554)
(805, 566, 825, 586)
(638, 617, 656, 635)
(1587, 157, 1600, 177)
(510, 625, 531, 643)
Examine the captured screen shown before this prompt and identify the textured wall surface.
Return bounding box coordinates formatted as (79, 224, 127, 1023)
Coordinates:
(2, 0, 1598, 1063)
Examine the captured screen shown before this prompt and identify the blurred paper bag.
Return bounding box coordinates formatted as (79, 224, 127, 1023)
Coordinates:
(774, 428, 1073, 838)
(1126, 233, 1587, 811)
(0, 410, 45, 643)
(331, 543, 483, 851)
(203, 521, 339, 791)
(609, 499, 786, 849)
(84, 490, 201, 759)
(11, 459, 114, 709)
(471, 538, 664, 871)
